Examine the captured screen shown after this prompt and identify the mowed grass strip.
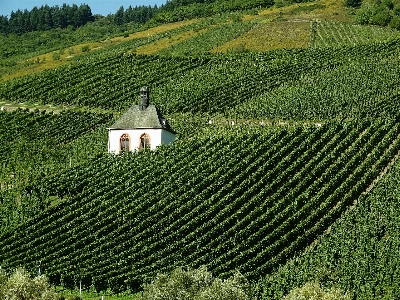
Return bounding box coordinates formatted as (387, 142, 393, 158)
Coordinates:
(136, 29, 207, 55)
(253, 0, 350, 23)
(212, 20, 312, 52)
(113, 19, 199, 41)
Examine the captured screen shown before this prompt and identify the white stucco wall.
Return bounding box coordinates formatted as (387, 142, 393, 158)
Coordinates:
(108, 129, 175, 153)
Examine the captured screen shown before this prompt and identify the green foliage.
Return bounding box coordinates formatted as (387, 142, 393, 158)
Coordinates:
(0, 110, 112, 233)
(0, 268, 7, 287)
(371, 6, 392, 26)
(81, 45, 90, 52)
(0, 268, 58, 300)
(394, 4, 400, 15)
(345, 0, 362, 8)
(52, 52, 61, 60)
(153, 0, 274, 23)
(311, 21, 400, 48)
(0, 4, 94, 35)
(233, 40, 400, 120)
(389, 14, 400, 28)
(139, 266, 253, 300)
(355, 0, 400, 27)
(0, 22, 140, 76)
(63, 296, 82, 300)
(282, 282, 351, 300)
(0, 118, 399, 294)
(3, 38, 400, 121)
(115, 6, 125, 26)
(382, 0, 395, 10)
(259, 146, 400, 299)
(157, 20, 254, 56)
(227, 43, 250, 54)
(355, 2, 375, 24)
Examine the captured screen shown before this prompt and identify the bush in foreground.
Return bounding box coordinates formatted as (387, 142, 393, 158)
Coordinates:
(139, 266, 254, 300)
(0, 268, 58, 300)
(282, 282, 351, 300)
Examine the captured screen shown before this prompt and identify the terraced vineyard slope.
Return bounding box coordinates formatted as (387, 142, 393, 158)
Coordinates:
(261, 146, 400, 299)
(0, 109, 112, 231)
(0, 118, 399, 293)
(2, 37, 400, 122)
(1, 0, 400, 298)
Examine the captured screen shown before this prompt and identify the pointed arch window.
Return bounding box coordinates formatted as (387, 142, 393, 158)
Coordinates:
(139, 133, 150, 149)
(120, 133, 130, 152)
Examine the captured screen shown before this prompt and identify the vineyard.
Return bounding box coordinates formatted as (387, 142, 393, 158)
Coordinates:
(312, 21, 400, 48)
(1, 0, 400, 299)
(1, 36, 400, 121)
(0, 109, 112, 232)
(261, 150, 400, 299)
(0, 117, 400, 296)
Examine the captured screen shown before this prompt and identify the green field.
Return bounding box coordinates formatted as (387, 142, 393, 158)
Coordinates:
(1, 0, 400, 299)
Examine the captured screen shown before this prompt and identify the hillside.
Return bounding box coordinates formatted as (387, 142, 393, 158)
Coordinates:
(1, 0, 400, 299)
(261, 155, 400, 299)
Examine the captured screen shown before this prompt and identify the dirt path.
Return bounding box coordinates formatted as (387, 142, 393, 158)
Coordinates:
(0, 102, 63, 114)
(0, 101, 114, 115)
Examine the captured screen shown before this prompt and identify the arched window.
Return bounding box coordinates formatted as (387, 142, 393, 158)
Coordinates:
(139, 133, 150, 149)
(120, 133, 130, 152)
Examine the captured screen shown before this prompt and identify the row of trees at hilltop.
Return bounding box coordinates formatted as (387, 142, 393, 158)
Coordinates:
(0, 4, 94, 35)
(113, 5, 157, 26)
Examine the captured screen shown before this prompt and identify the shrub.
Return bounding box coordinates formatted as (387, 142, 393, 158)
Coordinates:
(139, 266, 254, 300)
(196, 272, 253, 300)
(345, 0, 361, 8)
(394, 5, 400, 16)
(356, 2, 374, 24)
(371, 6, 392, 26)
(56, 295, 82, 300)
(52, 52, 61, 60)
(0, 267, 7, 296)
(81, 45, 90, 52)
(228, 44, 250, 54)
(282, 282, 351, 300)
(389, 15, 400, 29)
(0, 268, 58, 300)
(382, 0, 394, 10)
(65, 296, 82, 300)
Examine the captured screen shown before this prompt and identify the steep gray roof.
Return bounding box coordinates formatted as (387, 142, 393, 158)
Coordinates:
(109, 105, 176, 134)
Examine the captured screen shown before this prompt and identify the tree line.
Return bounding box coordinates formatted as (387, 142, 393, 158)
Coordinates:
(0, 4, 94, 35)
(113, 5, 157, 26)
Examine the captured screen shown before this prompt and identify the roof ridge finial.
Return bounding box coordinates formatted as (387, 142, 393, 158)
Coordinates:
(139, 86, 149, 110)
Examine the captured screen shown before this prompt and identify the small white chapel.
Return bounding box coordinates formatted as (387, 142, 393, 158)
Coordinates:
(108, 86, 176, 153)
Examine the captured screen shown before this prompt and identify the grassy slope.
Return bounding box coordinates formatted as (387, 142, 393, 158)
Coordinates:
(0, 20, 198, 82)
(1, 0, 400, 299)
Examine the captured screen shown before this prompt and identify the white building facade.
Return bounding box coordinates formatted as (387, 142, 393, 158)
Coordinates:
(108, 87, 176, 154)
